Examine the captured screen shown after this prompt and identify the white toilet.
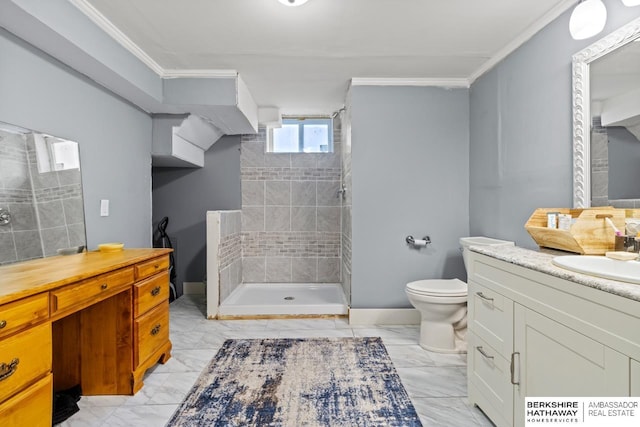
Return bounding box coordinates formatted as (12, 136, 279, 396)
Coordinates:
(405, 236, 514, 353)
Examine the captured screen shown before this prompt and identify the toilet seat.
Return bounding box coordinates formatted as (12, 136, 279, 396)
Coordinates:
(406, 279, 467, 297)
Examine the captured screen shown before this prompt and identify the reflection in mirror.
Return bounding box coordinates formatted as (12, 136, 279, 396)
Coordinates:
(572, 17, 640, 208)
(0, 122, 86, 265)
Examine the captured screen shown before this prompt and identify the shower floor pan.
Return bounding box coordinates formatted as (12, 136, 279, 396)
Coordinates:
(219, 283, 349, 316)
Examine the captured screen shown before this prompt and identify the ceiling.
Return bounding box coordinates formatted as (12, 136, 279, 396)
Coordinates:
(76, 0, 577, 115)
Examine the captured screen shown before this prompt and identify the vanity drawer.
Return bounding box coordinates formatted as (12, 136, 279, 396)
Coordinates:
(135, 256, 170, 281)
(0, 294, 49, 339)
(51, 267, 134, 315)
(0, 373, 52, 427)
(468, 281, 513, 359)
(134, 271, 170, 317)
(0, 322, 51, 404)
(468, 332, 513, 425)
(134, 301, 169, 368)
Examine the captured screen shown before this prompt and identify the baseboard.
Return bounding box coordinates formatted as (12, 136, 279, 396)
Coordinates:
(348, 308, 420, 325)
(183, 281, 206, 295)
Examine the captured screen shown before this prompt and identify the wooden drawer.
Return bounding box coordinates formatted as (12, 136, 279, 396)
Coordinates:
(0, 294, 49, 339)
(134, 271, 169, 318)
(50, 267, 134, 315)
(468, 280, 513, 359)
(468, 332, 513, 426)
(135, 256, 170, 281)
(0, 323, 51, 404)
(134, 301, 169, 368)
(0, 373, 52, 427)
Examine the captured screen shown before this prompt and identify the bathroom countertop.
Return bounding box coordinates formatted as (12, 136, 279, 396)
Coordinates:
(470, 245, 640, 303)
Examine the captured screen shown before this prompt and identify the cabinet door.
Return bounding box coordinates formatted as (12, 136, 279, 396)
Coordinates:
(513, 304, 629, 427)
(632, 359, 640, 397)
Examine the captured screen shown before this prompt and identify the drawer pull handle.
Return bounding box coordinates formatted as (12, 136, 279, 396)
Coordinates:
(154, 264, 159, 270)
(0, 358, 19, 382)
(150, 324, 161, 336)
(151, 286, 161, 296)
(510, 352, 520, 385)
(0, 320, 6, 329)
(476, 346, 494, 360)
(101, 283, 108, 290)
(476, 291, 494, 302)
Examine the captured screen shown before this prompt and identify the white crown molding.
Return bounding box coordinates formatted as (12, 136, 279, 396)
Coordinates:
(351, 78, 470, 88)
(162, 69, 238, 79)
(468, 0, 578, 83)
(68, 0, 165, 76)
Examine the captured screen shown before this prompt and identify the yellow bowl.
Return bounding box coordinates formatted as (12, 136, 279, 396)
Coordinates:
(98, 242, 124, 253)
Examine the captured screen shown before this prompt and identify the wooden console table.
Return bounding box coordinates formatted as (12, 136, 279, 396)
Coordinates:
(0, 248, 173, 426)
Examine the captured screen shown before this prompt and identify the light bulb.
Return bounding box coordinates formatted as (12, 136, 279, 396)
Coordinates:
(569, 0, 607, 40)
(277, 0, 309, 6)
(622, 0, 640, 6)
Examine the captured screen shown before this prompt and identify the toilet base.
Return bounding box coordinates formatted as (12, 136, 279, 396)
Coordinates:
(418, 320, 467, 354)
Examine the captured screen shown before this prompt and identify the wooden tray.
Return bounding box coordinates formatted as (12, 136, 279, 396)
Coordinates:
(525, 208, 626, 255)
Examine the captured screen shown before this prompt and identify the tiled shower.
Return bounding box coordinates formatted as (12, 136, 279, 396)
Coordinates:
(0, 129, 85, 265)
(237, 114, 352, 304)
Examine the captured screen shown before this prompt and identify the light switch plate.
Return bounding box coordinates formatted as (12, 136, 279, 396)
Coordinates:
(100, 199, 109, 217)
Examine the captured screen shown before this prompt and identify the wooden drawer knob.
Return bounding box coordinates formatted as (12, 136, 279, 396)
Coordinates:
(151, 286, 161, 297)
(101, 283, 108, 290)
(150, 324, 161, 336)
(0, 320, 6, 329)
(0, 358, 19, 382)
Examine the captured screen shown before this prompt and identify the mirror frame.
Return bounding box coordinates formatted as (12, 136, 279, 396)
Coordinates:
(572, 16, 640, 208)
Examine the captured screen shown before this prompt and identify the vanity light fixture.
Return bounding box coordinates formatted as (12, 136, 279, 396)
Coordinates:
(277, 0, 309, 6)
(569, 0, 607, 40)
(622, 0, 640, 6)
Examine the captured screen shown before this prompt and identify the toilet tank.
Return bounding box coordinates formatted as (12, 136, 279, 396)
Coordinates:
(459, 237, 514, 272)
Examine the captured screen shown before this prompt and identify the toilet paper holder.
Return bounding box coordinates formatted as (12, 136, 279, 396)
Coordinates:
(406, 235, 431, 247)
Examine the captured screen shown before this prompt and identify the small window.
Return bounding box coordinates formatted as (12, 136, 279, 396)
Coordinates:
(267, 118, 333, 153)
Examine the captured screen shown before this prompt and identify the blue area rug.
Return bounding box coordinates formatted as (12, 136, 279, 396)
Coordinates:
(166, 337, 422, 426)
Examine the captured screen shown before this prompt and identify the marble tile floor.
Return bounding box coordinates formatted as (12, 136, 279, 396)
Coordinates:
(58, 295, 495, 427)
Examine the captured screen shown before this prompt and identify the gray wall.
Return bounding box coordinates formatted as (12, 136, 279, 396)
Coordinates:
(350, 86, 470, 308)
(0, 28, 153, 250)
(608, 127, 640, 199)
(152, 135, 241, 295)
(469, 0, 640, 248)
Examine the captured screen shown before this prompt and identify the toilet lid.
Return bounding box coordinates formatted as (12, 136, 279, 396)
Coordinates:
(406, 278, 467, 296)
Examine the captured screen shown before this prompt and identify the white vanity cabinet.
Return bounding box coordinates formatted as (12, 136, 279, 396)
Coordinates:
(467, 251, 640, 427)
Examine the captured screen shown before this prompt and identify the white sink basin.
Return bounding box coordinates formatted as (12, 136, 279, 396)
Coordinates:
(552, 255, 640, 284)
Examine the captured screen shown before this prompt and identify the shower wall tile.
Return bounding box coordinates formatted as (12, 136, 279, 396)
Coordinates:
(317, 207, 340, 233)
(292, 258, 317, 282)
(318, 258, 341, 283)
(68, 223, 86, 247)
(264, 153, 290, 168)
(219, 267, 232, 302)
(243, 257, 266, 283)
(41, 226, 70, 256)
(14, 230, 43, 260)
(242, 207, 265, 232)
(57, 169, 81, 186)
(291, 181, 316, 206)
(265, 206, 290, 231)
(317, 181, 340, 206)
(291, 207, 316, 232)
(265, 181, 290, 206)
(266, 257, 292, 282)
(242, 180, 264, 207)
(0, 233, 17, 265)
(37, 200, 65, 229)
(0, 159, 30, 190)
(63, 197, 85, 225)
(240, 141, 265, 167)
(8, 203, 38, 231)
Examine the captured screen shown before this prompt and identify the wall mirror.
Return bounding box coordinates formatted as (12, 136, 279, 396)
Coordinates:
(573, 16, 640, 208)
(0, 121, 86, 265)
